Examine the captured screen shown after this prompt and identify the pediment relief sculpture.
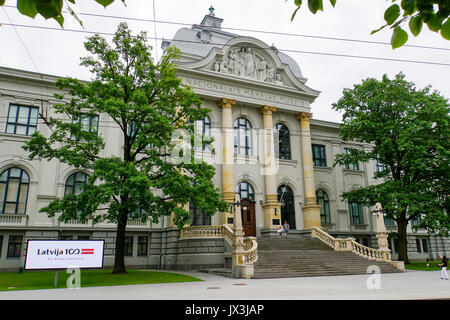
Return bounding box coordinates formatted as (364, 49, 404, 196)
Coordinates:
(210, 47, 285, 86)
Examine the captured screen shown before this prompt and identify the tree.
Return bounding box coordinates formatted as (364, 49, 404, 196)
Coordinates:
(23, 22, 227, 273)
(0, 0, 124, 27)
(332, 72, 449, 264)
(289, 0, 450, 48)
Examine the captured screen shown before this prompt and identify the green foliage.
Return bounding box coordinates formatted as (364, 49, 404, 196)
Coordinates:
(23, 22, 227, 231)
(332, 73, 449, 238)
(2, 0, 125, 27)
(289, 0, 450, 48)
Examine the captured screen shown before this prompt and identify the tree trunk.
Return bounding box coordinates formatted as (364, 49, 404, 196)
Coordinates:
(112, 214, 128, 274)
(397, 216, 410, 264)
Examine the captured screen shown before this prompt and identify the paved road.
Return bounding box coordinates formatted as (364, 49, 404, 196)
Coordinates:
(0, 269, 448, 300)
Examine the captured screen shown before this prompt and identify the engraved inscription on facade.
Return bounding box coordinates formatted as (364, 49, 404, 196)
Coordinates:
(181, 76, 304, 108)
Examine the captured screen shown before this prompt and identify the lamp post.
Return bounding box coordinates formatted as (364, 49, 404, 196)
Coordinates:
(229, 193, 249, 278)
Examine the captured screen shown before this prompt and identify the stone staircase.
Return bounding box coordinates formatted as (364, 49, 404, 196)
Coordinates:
(253, 237, 402, 279)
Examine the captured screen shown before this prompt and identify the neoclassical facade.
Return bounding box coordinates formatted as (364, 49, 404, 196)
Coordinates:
(0, 10, 447, 271)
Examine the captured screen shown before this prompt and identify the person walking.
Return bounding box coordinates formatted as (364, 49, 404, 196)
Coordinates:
(438, 255, 448, 280)
(283, 221, 289, 239)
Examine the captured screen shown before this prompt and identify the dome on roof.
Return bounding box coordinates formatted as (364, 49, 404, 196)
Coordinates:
(162, 10, 306, 82)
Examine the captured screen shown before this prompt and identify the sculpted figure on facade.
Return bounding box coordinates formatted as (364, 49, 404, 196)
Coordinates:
(219, 59, 230, 73)
(275, 73, 283, 86)
(244, 48, 256, 78)
(210, 47, 284, 86)
(256, 58, 267, 81)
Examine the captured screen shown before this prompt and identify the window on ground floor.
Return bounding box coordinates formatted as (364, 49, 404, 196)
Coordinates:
(124, 236, 133, 256)
(137, 236, 148, 256)
(422, 238, 429, 253)
(7, 235, 22, 258)
(416, 239, 422, 253)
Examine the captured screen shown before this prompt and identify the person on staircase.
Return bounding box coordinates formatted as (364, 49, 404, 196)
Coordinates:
(283, 221, 289, 239)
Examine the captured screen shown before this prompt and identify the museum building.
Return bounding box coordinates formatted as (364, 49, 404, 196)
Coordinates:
(0, 9, 447, 271)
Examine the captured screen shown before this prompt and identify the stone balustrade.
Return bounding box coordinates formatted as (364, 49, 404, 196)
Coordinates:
(311, 226, 391, 262)
(180, 225, 226, 239)
(0, 214, 28, 226)
(242, 237, 258, 264)
(180, 225, 259, 267)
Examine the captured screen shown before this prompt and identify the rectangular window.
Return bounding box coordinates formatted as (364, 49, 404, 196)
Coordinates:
(7, 235, 22, 258)
(312, 144, 326, 167)
(393, 238, 398, 253)
(344, 148, 359, 170)
(416, 239, 422, 253)
(6, 104, 39, 136)
(348, 202, 364, 225)
(124, 236, 133, 257)
(375, 159, 387, 173)
(77, 235, 90, 240)
(72, 114, 99, 134)
(0, 235, 3, 258)
(59, 235, 73, 240)
(137, 236, 148, 256)
(384, 216, 395, 226)
(421, 239, 429, 253)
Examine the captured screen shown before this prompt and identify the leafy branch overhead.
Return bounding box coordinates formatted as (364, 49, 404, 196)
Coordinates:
(289, 0, 450, 48)
(0, 0, 125, 27)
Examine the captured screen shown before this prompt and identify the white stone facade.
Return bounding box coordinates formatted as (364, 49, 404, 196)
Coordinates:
(0, 12, 447, 270)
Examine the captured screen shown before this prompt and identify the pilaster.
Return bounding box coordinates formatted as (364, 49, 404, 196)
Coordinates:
(296, 112, 321, 229)
(259, 105, 281, 229)
(219, 98, 236, 225)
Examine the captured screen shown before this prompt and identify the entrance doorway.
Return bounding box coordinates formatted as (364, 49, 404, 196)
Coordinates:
(240, 198, 256, 237)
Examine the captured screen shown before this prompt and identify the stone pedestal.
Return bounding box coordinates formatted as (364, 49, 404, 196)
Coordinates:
(374, 202, 391, 261)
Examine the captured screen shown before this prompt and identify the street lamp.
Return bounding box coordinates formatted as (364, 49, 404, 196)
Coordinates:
(228, 194, 241, 213)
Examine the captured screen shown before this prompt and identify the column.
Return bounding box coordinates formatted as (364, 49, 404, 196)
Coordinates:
(219, 98, 236, 225)
(259, 105, 281, 230)
(296, 112, 321, 229)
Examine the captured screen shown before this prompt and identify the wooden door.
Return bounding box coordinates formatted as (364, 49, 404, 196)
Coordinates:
(240, 198, 256, 237)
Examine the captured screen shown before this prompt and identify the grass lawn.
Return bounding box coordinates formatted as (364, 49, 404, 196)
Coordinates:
(0, 269, 203, 291)
(405, 260, 443, 271)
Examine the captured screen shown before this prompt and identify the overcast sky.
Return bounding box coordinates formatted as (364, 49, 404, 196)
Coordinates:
(0, 0, 448, 122)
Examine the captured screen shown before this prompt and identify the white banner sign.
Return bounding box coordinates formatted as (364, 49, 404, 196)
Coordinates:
(24, 240, 104, 270)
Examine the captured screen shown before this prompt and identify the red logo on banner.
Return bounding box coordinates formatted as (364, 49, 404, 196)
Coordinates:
(81, 249, 95, 255)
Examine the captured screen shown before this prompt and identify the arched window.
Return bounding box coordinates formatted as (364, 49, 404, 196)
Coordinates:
(194, 116, 211, 150)
(234, 117, 252, 155)
(274, 123, 291, 160)
(0, 168, 30, 214)
(277, 185, 296, 229)
(316, 190, 331, 224)
(65, 172, 89, 196)
(235, 181, 255, 201)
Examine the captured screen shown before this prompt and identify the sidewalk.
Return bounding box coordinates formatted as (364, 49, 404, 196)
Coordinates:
(0, 270, 448, 300)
